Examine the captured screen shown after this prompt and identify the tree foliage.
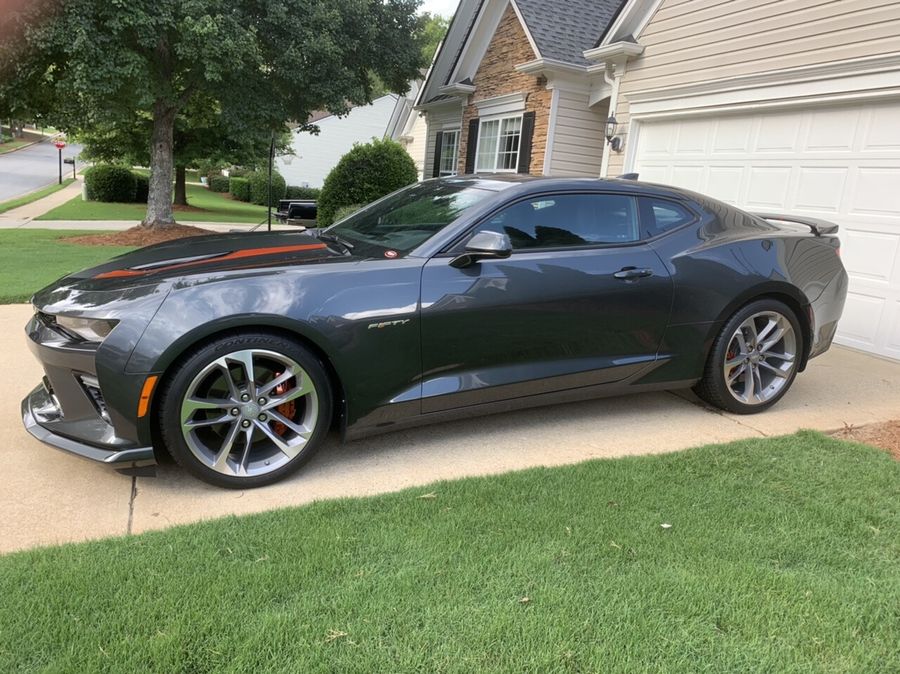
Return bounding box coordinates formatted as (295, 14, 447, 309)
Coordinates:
(2, 0, 425, 227)
(317, 138, 418, 226)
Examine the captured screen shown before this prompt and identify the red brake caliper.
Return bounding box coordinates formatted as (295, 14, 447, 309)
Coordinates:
(272, 374, 296, 437)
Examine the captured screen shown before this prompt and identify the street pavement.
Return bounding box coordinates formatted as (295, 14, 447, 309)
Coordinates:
(0, 138, 83, 201)
(1, 297, 899, 554)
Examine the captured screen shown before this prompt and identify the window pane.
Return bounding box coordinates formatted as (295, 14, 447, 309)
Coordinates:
(439, 130, 459, 176)
(640, 197, 694, 238)
(477, 194, 639, 249)
(476, 120, 500, 172)
(497, 116, 521, 171)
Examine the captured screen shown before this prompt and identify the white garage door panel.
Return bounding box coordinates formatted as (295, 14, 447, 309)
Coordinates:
(634, 100, 900, 359)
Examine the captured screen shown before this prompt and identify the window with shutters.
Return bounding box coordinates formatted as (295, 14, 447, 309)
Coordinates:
(438, 130, 459, 176)
(475, 115, 522, 173)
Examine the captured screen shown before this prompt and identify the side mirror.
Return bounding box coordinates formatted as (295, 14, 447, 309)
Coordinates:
(450, 230, 512, 269)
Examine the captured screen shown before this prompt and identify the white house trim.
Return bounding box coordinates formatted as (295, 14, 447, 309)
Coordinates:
(474, 91, 527, 117)
(542, 87, 561, 175)
(598, 0, 665, 46)
(449, 0, 526, 86)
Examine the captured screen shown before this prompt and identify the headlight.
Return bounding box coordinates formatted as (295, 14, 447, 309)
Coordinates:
(55, 315, 119, 342)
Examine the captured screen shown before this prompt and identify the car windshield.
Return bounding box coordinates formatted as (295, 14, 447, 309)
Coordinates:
(325, 180, 497, 256)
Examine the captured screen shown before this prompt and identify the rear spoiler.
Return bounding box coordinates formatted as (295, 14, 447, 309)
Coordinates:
(753, 212, 839, 237)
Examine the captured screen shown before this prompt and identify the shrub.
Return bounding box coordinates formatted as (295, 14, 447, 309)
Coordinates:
(248, 170, 286, 206)
(84, 164, 136, 202)
(317, 138, 417, 226)
(208, 174, 230, 192)
(285, 185, 321, 200)
(228, 167, 251, 178)
(229, 176, 251, 202)
(331, 204, 363, 222)
(132, 172, 149, 203)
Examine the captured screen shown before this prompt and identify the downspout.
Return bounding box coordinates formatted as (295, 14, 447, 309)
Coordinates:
(600, 62, 623, 178)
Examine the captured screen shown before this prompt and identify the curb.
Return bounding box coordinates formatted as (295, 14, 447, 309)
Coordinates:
(0, 135, 52, 156)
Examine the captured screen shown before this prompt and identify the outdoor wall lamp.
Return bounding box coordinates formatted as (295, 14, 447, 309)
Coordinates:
(605, 115, 622, 153)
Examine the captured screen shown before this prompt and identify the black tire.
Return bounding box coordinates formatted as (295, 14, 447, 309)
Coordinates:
(158, 331, 333, 488)
(693, 299, 802, 414)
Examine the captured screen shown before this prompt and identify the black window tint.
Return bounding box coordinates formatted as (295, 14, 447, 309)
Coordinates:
(478, 194, 639, 250)
(640, 197, 694, 238)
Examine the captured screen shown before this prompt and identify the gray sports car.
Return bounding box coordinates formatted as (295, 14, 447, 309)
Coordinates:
(22, 176, 847, 488)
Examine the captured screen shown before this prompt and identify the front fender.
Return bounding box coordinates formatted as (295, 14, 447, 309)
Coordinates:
(126, 261, 425, 430)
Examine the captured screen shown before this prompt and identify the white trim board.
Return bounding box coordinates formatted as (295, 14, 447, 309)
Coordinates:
(474, 92, 527, 117)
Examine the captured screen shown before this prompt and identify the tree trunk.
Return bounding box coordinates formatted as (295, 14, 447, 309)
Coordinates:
(174, 165, 187, 206)
(143, 102, 177, 228)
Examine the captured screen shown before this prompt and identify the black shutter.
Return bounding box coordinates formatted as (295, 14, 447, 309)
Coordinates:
(431, 131, 444, 178)
(464, 117, 479, 174)
(517, 111, 536, 174)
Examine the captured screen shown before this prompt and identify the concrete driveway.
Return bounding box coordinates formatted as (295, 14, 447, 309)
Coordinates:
(2, 301, 899, 554)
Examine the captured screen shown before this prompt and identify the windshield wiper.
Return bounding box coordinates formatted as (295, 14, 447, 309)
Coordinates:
(315, 231, 355, 254)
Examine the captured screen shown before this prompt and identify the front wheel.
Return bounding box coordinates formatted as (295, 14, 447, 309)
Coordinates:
(694, 300, 802, 414)
(158, 332, 333, 488)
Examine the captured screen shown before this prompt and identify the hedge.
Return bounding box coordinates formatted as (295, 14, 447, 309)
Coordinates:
(331, 204, 363, 222)
(84, 165, 136, 202)
(208, 175, 230, 192)
(285, 185, 321, 200)
(317, 138, 417, 226)
(132, 172, 149, 203)
(248, 170, 286, 206)
(229, 176, 251, 202)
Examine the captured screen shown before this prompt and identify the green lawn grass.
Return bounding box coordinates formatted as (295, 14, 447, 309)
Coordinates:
(0, 178, 75, 215)
(0, 130, 44, 154)
(0, 229, 134, 303)
(0, 431, 897, 672)
(36, 183, 268, 223)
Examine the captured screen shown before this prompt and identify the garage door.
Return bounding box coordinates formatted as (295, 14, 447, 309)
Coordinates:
(633, 100, 900, 360)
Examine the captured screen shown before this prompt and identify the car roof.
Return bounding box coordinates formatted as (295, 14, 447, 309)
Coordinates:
(433, 174, 694, 201)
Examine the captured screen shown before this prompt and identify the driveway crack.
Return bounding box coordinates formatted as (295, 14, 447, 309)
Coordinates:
(666, 390, 768, 437)
(127, 476, 137, 535)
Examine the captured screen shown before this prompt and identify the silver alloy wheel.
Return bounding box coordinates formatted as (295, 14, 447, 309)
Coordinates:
(723, 311, 797, 406)
(180, 349, 319, 477)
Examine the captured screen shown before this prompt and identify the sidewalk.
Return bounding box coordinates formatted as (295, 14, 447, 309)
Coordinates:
(0, 177, 84, 223)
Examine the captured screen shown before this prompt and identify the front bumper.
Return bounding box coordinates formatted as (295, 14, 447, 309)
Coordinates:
(22, 383, 155, 468)
(22, 311, 157, 469)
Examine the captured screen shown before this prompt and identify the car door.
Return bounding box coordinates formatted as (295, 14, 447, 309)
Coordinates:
(419, 191, 673, 413)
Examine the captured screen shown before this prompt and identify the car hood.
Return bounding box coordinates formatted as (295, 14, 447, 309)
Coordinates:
(31, 230, 348, 314)
(73, 230, 342, 283)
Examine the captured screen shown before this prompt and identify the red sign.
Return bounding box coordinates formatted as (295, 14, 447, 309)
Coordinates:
(54, 141, 66, 150)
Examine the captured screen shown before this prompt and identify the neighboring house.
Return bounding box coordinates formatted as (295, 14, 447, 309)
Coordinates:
(277, 83, 423, 188)
(418, 0, 900, 360)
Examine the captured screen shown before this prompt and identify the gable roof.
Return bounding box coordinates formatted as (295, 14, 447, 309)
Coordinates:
(515, 0, 624, 66)
(417, 0, 627, 107)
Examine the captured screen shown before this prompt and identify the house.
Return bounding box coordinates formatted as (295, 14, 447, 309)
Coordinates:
(417, 0, 900, 360)
(277, 83, 424, 188)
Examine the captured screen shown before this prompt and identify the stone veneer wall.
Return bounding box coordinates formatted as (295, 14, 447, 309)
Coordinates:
(457, 5, 551, 175)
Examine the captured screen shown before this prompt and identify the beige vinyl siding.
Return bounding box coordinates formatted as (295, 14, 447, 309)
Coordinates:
(607, 0, 900, 175)
(549, 90, 608, 177)
(404, 113, 428, 180)
(423, 104, 464, 178)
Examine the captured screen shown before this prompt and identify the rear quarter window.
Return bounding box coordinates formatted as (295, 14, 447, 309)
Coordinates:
(639, 197, 695, 239)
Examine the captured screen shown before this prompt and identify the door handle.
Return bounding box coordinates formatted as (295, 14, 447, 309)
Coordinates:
(614, 267, 654, 280)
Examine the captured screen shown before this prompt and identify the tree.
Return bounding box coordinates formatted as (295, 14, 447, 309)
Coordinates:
(418, 12, 451, 64)
(3, 0, 424, 228)
(77, 96, 291, 206)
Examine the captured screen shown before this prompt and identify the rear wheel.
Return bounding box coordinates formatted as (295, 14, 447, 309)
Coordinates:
(158, 332, 333, 488)
(694, 299, 802, 414)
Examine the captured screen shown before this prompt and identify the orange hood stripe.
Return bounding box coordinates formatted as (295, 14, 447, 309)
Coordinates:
(94, 243, 328, 279)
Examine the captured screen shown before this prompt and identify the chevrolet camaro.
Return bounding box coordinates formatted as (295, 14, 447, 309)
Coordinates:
(22, 176, 847, 487)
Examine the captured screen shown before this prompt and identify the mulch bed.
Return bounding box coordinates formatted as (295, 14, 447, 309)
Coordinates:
(65, 224, 214, 247)
(832, 420, 900, 460)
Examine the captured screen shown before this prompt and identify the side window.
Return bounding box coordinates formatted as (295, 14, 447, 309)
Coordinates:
(476, 194, 639, 250)
(639, 197, 694, 238)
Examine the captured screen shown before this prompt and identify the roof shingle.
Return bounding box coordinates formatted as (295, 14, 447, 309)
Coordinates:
(514, 0, 625, 65)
